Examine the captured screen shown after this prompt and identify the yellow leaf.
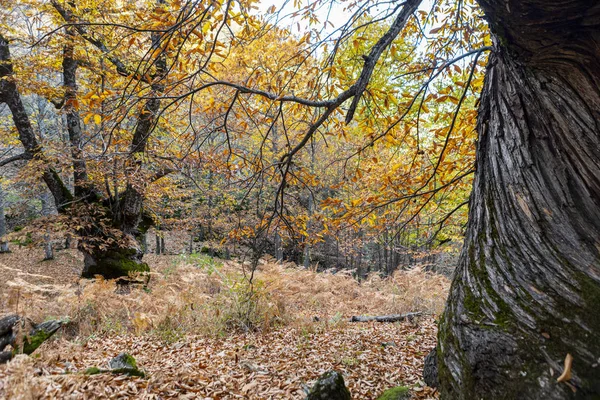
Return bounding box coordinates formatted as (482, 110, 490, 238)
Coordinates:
(557, 353, 573, 383)
(93, 114, 102, 125)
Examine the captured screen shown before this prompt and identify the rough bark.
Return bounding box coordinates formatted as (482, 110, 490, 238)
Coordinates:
(81, 245, 149, 279)
(438, 1, 600, 398)
(155, 230, 161, 255)
(62, 25, 93, 200)
(0, 315, 62, 364)
(0, 182, 9, 253)
(422, 348, 438, 388)
(1, 4, 165, 279)
(0, 35, 73, 211)
(118, 1, 166, 237)
(40, 192, 54, 261)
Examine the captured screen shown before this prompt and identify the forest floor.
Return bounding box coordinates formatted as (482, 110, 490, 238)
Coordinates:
(0, 246, 449, 399)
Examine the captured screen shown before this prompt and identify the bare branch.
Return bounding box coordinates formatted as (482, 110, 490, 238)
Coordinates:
(345, 0, 422, 123)
(0, 153, 29, 167)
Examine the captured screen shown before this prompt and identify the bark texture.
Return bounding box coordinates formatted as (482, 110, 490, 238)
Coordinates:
(0, 183, 8, 253)
(0, 315, 62, 364)
(0, 35, 73, 211)
(81, 246, 149, 279)
(438, 1, 600, 398)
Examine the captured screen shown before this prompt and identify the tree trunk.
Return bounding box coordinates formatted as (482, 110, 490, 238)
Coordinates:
(0, 315, 62, 364)
(81, 243, 149, 279)
(155, 230, 161, 255)
(1, 6, 164, 279)
(275, 230, 283, 262)
(0, 183, 9, 253)
(437, 1, 600, 398)
(40, 192, 54, 261)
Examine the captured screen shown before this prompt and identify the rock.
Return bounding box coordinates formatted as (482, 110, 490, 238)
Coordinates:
(423, 348, 438, 388)
(108, 352, 145, 377)
(306, 370, 351, 400)
(376, 386, 410, 400)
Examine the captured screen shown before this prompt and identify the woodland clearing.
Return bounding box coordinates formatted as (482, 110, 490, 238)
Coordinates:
(0, 247, 447, 399)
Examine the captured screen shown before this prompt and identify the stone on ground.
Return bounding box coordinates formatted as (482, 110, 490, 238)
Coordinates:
(306, 370, 351, 400)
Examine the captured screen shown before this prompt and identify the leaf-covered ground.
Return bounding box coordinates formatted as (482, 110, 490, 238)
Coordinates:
(0, 248, 447, 399)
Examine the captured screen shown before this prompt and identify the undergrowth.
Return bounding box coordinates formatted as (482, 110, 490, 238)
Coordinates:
(2, 250, 449, 343)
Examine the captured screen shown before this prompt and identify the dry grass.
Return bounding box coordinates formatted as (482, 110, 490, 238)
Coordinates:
(0, 247, 450, 399)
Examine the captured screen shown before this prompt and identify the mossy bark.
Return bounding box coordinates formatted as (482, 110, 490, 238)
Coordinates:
(0, 317, 62, 363)
(78, 204, 153, 279)
(81, 244, 149, 279)
(438, 1, 600, 398)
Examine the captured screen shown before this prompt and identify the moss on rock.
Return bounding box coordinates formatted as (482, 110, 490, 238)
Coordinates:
(306, 370, 351, 400)
(107, 352, 145, 377)
(376, 386, 410, 400)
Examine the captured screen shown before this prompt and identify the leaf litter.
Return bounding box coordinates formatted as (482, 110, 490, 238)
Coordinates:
(0, 248, 447, 399)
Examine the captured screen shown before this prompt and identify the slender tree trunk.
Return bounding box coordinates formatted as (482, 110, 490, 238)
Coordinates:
(0, 183, 8, 253)
(274, 230, 283, 262)
(438, 1, 600, 398)
(155, 230, 161, 255)
(303, 140, 316, 269)
(141, 232, 147, 254)
(40, 192, 54, 261)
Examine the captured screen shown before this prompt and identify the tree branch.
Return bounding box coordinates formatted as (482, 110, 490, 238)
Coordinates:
(50, 1, 151, 84)
(0, 153, 29, 167)
(345, 0, 422, 123)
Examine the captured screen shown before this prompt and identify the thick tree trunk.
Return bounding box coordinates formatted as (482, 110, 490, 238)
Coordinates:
(437, 1, 600, 398)
(81, 243, 149, 279)
(1, 8, 161, 279)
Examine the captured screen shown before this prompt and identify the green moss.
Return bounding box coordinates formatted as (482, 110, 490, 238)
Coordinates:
(11, 232, 33, 246)
(83, 249, 149, 279)
(20, 321, 62, 355)
(376, 386, 410, 400)
(106, 353, 145, 377)
(120, 353, 138, 369)
(84, 367, 102, 375)
(22, 331, 50, 354)
(111, 367, 145, 377)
